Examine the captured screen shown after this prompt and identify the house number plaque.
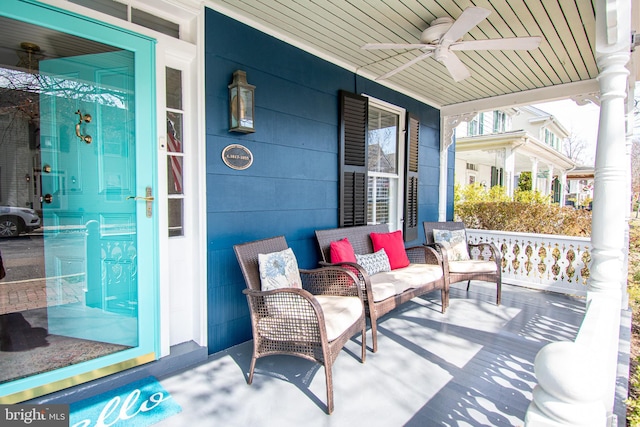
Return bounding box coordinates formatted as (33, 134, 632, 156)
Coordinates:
(222, 144, 253, 170)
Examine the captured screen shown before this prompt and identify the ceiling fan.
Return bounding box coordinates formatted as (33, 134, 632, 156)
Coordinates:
(362, 7, 542, 82)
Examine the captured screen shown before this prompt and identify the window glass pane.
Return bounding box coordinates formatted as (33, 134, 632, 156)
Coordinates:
(132, 8, 179, 38)
(168, 198, 183, 237)
(167, 155, 183, 195)
(167, 112, 183, 153)
(367, 176, 397, 226)
(367, 106, 398, 174)
(68, 0, 128, 19)
(166, 68, 183, 110)
(468, 118, 478, 136)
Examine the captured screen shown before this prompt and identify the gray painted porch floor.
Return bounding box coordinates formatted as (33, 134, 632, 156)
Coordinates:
(156, 282, 591, 427)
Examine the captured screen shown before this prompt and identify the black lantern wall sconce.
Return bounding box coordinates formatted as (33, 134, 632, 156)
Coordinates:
(228, 70, 255, 133)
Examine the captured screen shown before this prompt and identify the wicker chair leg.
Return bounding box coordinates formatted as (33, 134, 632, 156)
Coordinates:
(361, 327, 367, 362)
(466, 280, 471, 291)
(496, 280, 502, 306)
(325, 364, 334, 414)
(247, 354, 257, 384)
(441, 288, 446, 313)
(370, 318, 379, 353)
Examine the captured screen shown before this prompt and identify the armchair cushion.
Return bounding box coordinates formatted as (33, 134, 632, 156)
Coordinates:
(315, 296, 364, 341)
(258, 248, 302, 291)
(432, 229, 470, 261)
(370, 230, 410, 269)
(355, 249, 391, 276)
(330, 238, 357, 263)
(256, 296, 363, 342)
(449, 260, 497, 274)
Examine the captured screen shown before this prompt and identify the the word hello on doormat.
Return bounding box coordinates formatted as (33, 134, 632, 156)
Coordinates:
(69, 376, 181, 427)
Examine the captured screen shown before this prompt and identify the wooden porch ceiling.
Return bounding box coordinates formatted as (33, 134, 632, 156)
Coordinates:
(205, 0, 609, 111)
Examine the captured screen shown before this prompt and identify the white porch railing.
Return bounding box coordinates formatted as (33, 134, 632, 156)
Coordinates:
(466, 229, 591, 296)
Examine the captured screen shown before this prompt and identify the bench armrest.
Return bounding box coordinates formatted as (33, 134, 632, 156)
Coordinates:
(406, 244, 444, 266)
(300, 266, 364, 300)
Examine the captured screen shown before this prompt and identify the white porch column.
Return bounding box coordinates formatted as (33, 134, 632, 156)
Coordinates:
(590, 51, 629, 299)
(526, 0, 631, 425)
(530, 157, 539, 192)
(504, 147, 516, 197)
(547, 165, 554, 198)
(439, 113, 477, 221)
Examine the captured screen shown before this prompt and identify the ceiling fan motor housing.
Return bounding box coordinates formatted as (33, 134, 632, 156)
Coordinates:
(420, 17, 454, 44)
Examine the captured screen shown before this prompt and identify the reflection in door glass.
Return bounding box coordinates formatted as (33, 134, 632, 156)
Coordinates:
(0, 16, 139, 384)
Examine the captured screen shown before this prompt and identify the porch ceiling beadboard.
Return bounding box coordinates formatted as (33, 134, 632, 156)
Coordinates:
(205, 0, 598, 109)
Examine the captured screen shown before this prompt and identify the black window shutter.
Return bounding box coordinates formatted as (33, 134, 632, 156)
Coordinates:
(339, 91, 368, 227)
(404, 113, 419, 241)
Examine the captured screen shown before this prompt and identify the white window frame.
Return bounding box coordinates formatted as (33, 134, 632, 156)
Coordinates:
(365, 96, 406, 232)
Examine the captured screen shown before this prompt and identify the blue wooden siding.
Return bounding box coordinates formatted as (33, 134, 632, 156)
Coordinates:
(204, 8, 450, 353)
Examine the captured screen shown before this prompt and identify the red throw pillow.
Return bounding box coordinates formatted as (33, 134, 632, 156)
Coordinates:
(330, 238, 357, 263)
(370, 230, 410, 269)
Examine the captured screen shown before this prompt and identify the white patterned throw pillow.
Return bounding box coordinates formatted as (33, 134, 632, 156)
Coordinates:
(258, 248, 303, 291)
(355, 249, 391, 276)
(432, 229, 470, 261)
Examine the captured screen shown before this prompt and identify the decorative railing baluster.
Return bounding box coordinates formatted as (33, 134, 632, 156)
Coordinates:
(466, 229, 591, 296)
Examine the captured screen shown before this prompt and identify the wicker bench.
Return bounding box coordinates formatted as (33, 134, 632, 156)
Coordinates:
(315, 224, 448, 352)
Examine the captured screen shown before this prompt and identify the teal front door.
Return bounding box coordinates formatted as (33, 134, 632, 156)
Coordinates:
(0, 0, 158, 403)
(39, 51, 139, 347)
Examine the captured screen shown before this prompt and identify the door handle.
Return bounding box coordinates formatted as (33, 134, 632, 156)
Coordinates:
(127, 187, 154, 217)
(126, 196, 155, 201)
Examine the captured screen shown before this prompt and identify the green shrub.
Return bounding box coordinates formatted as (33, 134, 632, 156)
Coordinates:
(518, 171, 532, 191)
(455, 201, 591, 236)
(454, 186, 591, 236)
(513, 189, 551, 204)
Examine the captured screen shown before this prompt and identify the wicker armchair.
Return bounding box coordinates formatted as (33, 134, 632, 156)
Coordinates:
(423, 221, 502, 305)
(233, 236, 366, 414)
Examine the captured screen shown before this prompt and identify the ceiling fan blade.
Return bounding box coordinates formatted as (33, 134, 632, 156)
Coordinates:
(442, 7, 491, 42)
(438, 52, 471, 82)
(362, 43, 435, 50)
(451, 36, 542, 51)
(377, 51, 433, 80)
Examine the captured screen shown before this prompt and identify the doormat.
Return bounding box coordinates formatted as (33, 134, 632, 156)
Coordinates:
(69, 376, 181, 427)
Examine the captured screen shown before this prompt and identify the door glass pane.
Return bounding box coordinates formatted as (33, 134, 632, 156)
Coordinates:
(168, 198, 183, 237)
(166, 68, 183, 110)
(0, 16, 140, 384)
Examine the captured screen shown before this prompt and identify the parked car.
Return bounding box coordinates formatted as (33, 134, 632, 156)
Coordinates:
(0, 206, 41, 237)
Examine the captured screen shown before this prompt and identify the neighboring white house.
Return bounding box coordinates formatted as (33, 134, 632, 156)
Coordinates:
(454, 106, 578, 205)
(566, 165, 595, 208)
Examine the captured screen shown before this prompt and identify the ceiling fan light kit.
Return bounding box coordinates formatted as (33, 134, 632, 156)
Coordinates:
(362, 6, 542, 82)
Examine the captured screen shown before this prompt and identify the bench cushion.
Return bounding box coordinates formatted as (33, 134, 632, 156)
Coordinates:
(449, 260, 497, 274)
(368, 264, 443, 302)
